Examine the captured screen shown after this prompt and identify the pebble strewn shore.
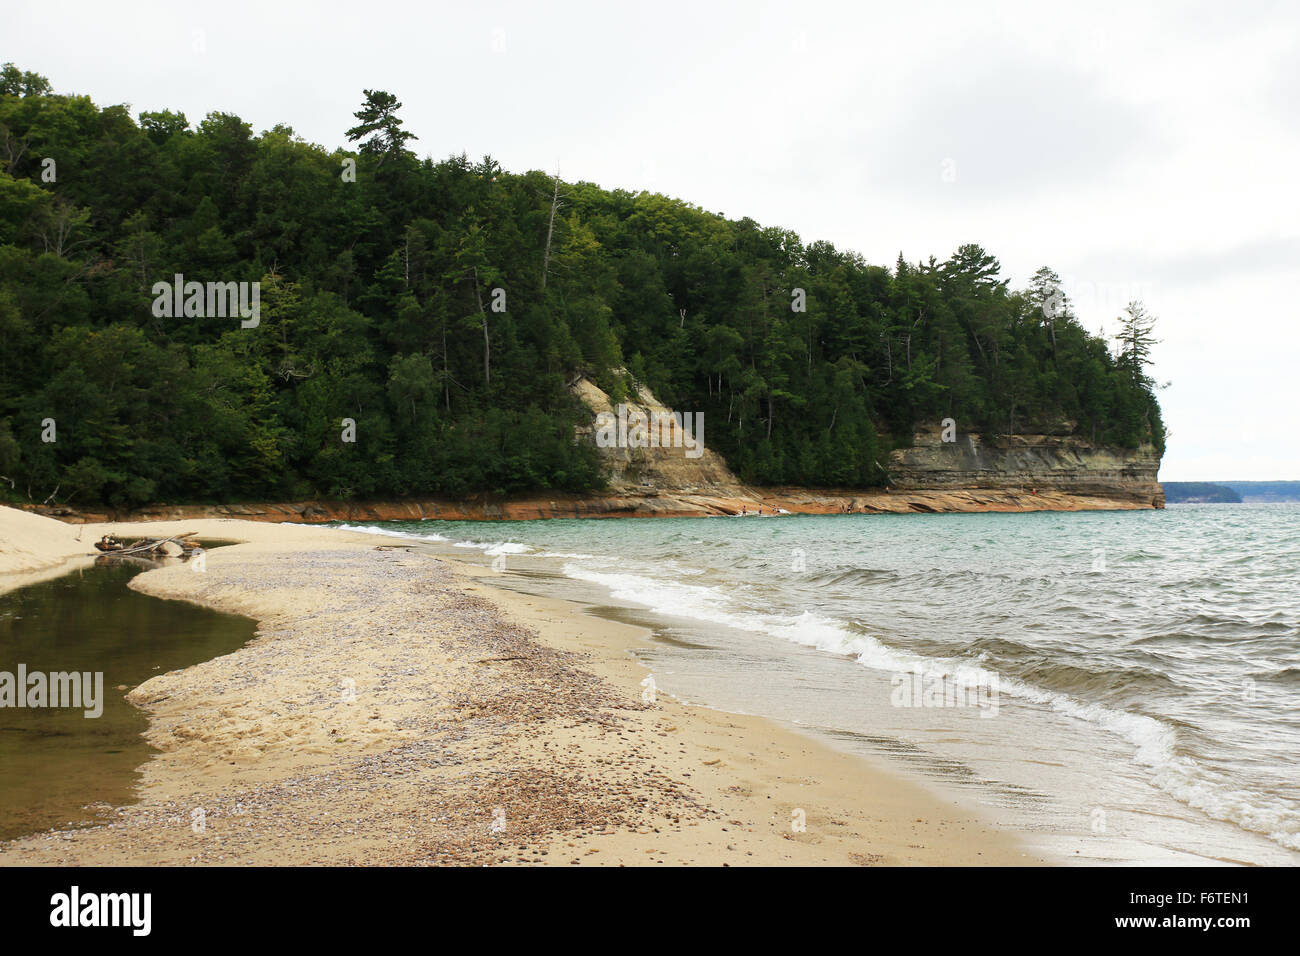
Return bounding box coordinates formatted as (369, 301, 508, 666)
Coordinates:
(0, 548, 716, 865)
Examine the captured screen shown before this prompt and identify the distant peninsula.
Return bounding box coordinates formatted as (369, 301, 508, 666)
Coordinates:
(1163, 480, 1300, 503)
(1162, 482, 1242, 503)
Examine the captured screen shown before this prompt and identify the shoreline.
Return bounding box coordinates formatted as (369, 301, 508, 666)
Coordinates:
(0, 554, 98, 597)
(15, 484, 1160, 527)
(0, 506, 100, 596)
(0, 512, 1039, 866)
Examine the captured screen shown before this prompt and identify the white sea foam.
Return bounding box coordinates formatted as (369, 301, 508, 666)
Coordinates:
(450, 539, 533, 555)
(343, 511, 1300, 856)
(559, 558, 1299, 852)
(485, 542, 533, 556)
(336, 523, 450, 543)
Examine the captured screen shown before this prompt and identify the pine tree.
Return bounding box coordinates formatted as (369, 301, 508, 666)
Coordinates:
(1115, 301, 1157, 384)
(346, 90, 417, 164)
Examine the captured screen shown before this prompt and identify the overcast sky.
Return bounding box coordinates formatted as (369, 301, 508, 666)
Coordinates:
(10, 0, 1298, 480)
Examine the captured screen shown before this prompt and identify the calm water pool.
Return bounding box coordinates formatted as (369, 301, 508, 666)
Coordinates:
(0, 561, 255, 841)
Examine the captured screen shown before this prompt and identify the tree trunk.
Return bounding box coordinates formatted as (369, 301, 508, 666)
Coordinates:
(540, 171, 560, 292)
(472, 266, 489, 387)
(443, 320, 451, 411)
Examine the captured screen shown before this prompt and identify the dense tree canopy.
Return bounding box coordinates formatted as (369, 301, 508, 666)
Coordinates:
(0, 66, 1164, 508)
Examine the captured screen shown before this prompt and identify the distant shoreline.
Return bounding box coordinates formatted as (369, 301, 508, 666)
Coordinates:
(1162, 480, 1300, 504)
(16, 485, 1161, 527)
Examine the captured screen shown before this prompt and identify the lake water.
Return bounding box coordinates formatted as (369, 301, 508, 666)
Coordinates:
(341, 504, 1300, 865)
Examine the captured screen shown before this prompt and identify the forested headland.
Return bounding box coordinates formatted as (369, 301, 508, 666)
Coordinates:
(0, 66, 1165, 509)
(1161, 482, 1242, 503)
(1211, 481, 1300, 503)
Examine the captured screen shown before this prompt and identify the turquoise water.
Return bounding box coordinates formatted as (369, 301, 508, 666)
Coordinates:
(342, 504, 1300, 864)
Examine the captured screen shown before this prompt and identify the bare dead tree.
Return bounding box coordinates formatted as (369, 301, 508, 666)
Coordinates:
(0, 122, 29, 174)
(36, 199, 92, 258)
(472, 265, 489, 387)
(540, 168, 565, 292)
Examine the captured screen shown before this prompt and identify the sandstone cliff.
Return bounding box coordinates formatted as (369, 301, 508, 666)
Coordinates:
(21, 383, 1164, 523)
(886, 423, 1165, 508)
(568, 377, 738, 494)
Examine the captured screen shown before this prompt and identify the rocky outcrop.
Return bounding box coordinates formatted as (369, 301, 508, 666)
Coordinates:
(569, 377, 739, 494)
(19, 392, 1163, 524)
(886, 423, 1164, 508)
(21, 486, 1157, 526)
(564, 380, 1163, 510)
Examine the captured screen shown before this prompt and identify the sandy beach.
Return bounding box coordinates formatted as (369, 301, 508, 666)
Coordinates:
(0, 507, 1037, 866)
(0, 506, 101, 596)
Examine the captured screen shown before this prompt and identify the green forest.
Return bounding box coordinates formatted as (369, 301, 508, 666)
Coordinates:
(0, 66, 1165, 508)
(1161, 482, 1242, 503)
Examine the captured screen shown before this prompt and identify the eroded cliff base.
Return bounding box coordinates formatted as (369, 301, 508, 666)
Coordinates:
(24, 484, 1158, 525)
(14, 394, 1163, 524)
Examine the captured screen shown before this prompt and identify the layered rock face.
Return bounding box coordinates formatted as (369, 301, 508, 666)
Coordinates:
(567, 380, 1165, 510)
(24, 392, 1164, 523)
(569, 378, 738, 494)
(887, 423, 1164, 508)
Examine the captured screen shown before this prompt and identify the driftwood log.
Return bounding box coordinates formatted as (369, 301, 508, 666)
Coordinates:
(94, 532, 200, 558)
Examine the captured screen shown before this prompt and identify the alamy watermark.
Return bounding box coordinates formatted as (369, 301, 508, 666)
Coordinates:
(50, 886, 151, 936)
(0, 664, 103, 717)
(595, 404, 704, 459)
(151, 273, 260, 328)
(890, 666, 999, 717)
